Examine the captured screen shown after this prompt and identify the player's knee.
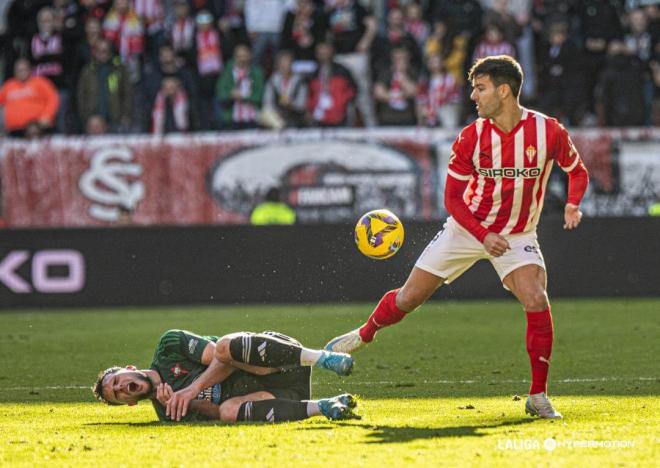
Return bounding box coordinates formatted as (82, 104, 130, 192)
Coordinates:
(523, 289, 549, 311)
(219, 400, 241, 423)
(215, 335, 238, 363)
(395, 288, 424, 312)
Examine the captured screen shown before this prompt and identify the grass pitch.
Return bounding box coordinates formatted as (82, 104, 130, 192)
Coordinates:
(0, 299, 658, 466)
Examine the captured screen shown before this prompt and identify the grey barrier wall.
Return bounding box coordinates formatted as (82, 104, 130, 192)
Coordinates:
(0, 216, 658, 308)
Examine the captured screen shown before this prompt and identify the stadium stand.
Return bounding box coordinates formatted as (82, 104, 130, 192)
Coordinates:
(0, 0, 657, 137)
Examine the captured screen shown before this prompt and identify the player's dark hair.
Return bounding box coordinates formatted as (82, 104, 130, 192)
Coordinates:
(92, 366, 122, 405)
(468, 55, 523, 98)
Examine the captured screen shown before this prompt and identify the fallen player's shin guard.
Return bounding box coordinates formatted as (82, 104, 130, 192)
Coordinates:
(229, 333, 302, 368)
(237, 399, 308, 422)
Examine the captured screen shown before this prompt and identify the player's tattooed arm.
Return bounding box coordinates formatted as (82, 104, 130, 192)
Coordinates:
(153, 382, 220, 422)
(187, 400, 221, 421)
(159, 398, 221, 422)
(167, 342, 236, 421)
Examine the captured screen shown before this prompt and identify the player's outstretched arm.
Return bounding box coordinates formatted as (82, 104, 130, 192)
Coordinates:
(564, 203, 582, 230)
(563, 162, 588, 230)
(553, 123, 589, 230)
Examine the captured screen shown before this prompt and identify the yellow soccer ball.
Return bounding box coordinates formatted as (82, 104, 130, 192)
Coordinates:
(354, 209, 405, 260)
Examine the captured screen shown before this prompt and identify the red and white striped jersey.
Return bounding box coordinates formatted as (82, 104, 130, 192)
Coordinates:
(447, 108, 582, 235)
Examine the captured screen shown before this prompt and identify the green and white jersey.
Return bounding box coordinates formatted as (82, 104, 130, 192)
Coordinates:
(149, 329, 221, 421)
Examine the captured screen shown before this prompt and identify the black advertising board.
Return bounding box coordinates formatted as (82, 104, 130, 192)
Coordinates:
(1, 217, 658, 308)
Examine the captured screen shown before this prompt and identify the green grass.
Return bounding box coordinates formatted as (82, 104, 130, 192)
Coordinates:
(0, 299, 658, 466)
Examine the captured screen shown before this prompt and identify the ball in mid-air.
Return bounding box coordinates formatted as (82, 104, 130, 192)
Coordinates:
(354, 209, 404, 260)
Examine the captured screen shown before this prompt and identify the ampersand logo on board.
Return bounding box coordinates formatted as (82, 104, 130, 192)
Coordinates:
(79, 147, 145, 221)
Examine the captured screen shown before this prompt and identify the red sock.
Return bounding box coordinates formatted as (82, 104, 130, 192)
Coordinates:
(526, 307, 554, 395)
(359, 289, 408, 342)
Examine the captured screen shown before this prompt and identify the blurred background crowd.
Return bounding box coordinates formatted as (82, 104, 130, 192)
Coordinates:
(0, 0, 658, 138)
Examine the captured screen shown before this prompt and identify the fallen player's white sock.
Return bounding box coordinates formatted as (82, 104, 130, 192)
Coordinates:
(300, 348, 323, 366)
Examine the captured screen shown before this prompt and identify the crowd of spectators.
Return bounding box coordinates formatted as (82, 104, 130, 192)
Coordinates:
(0, 0, 658, 138)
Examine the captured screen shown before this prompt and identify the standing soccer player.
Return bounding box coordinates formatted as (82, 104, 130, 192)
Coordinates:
(326, 55, 589, 419)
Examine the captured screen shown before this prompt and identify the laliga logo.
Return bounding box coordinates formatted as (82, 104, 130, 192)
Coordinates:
(79, 147, 145, 221)
(0, 250, 85, 294)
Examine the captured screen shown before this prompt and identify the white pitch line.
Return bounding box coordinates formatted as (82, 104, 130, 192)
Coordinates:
(1, 377, 657, 392)
(346, 377, 659, 385)
(2, 385, 89, 391)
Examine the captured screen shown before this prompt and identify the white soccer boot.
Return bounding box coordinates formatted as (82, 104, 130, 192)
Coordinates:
(324, 328, 367, 354)
(525, 392, 563, 419)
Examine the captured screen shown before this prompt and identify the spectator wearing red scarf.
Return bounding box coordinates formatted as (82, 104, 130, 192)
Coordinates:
(373, 47, 417, 126)
(217, 44, 265, 129)
(416, 53, 461, 128)
(281, 0, 327, 74)
(262, 50, 308, 128)
(403, 3, 429, 49)
(194, 10, 227, 129)
(142, 43, 199, 131)
(151, 75, 190, 134)
(134, 0, 164, 38)
(103, 0, 144, 81)
(169, 0, 196, 68)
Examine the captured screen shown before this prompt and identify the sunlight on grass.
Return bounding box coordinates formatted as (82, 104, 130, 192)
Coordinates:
(1, 396, 658, 466)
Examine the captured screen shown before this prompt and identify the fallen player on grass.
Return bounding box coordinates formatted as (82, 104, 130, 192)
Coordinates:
(93, 329, 359, 423)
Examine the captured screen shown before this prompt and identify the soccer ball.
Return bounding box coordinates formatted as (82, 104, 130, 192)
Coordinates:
(354, 209, 405, 260)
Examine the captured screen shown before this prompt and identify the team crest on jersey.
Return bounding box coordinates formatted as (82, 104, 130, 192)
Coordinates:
(170, 363, 189, 378)
(525, 145, 537, 162)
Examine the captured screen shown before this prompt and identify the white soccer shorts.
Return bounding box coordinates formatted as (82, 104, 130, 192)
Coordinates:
(415, 217, 546, 288)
